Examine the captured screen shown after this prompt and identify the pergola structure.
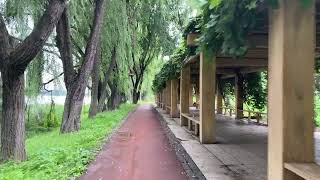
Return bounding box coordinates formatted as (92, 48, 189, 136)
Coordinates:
(156, 0, 320, 179)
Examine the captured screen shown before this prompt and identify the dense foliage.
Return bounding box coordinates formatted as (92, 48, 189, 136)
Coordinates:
(153, 0, 270, 110)
(220, 72, 267, 111)
(152, 42, 189, 93)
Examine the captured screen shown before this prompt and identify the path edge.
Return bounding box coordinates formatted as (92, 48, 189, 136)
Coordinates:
(152, 106, 206, 180)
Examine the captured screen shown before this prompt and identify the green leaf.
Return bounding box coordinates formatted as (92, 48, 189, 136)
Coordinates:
(267, 0, 279, 9)
(209, 0, 221, 8)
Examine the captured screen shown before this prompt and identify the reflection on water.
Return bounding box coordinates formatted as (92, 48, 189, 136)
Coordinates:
(26, 95, 91, 105)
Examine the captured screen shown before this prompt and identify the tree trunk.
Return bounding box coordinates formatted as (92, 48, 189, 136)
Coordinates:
(59, 0, 107, 133)
(60, 81, 86, 132)
(132, 77, 143, 104)
(132, 90, 140, 104)
(1, 69, 26, 161)
(96, 46, 117, 112)
(0, 0, 66, 162)
(107, 80, 116, 110)
(107, 79, 124, 110)
(97, 80, 107, 112)
(89, 45, 101, 118)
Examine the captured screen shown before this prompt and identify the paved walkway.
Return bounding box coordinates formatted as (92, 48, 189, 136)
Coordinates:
(79, 104, 188, 180)
(158, 108, 320, 180)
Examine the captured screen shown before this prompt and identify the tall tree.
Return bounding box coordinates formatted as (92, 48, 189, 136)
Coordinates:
(0, 0, 66, 161)
(56, 0, 107, 133)
(89, 0, 131, 117)
(126, 0, 182, 103)
(89, 46, 117, 116)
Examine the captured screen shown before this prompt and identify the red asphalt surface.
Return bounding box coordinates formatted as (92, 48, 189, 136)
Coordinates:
(79, 104, 188, 180)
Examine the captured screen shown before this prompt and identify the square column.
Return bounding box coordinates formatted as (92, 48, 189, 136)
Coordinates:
(180, 66, 190, 126)
(189, 85, 193, 106)
(268, 0, 315, 179)
(216, 80, 223, 114)
(170, 79, 179, 118)
(199, 50, 216, 144)
(195, 83, 200, 108)
(160, 91, 163, 107)
(166, 81, 171, 114)
(162, 88, 166, 110)
(235, 73, 244, 119)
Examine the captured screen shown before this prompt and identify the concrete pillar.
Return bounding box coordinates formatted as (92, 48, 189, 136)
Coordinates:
(189, 85, 193, 106)
(166, 81, 171, 114)
(216, 81, 223, 114)
(199, 50, 216, 144)
(268, 0, 315, 179)
(235, 74, 244, 119)
(162, 88, 166, 111)
(180, 66, 190, 126)
(170, 79, 179, 118)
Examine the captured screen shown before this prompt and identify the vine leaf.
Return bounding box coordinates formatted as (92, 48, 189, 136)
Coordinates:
(209, 0, 221, 8)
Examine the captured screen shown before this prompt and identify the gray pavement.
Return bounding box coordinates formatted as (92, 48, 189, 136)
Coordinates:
(156, 108, 320, 180)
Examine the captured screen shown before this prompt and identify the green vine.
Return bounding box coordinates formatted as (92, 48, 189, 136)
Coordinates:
(220, 72, 267, 111)
(152, 41, 188, 92)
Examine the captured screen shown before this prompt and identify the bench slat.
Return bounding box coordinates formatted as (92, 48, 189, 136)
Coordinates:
(181, 113, 200, 123)
(284, 163, 320, 180)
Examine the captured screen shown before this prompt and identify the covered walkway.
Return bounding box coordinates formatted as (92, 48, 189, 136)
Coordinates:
(157, 108, 320, 179)
(155, 1, 320, 179)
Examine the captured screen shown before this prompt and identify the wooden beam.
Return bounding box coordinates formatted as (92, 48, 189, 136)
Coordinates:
(180, 66, 190, 126)
(192, 67, 267, 77)
(268, 1, 315, 179)
(216, 58, 267, 68)
(235, 74, 244, 119)
(199, 50, 216, 144)
(185, 54, 268, 68)
(170, 79, 179, 118)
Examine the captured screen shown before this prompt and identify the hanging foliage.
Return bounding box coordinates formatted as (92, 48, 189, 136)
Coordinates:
(26, 52, 44, 97)
(220, 72, 267, 111)
(152, 41, 189, 93)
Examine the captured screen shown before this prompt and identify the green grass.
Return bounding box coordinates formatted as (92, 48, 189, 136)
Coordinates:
(25, 104, 65, 138)
(0, 103, 136, 180)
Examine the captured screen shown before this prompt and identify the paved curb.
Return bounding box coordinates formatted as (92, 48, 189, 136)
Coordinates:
(152, 107, 206, 180)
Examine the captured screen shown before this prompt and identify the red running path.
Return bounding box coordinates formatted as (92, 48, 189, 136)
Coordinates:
(79, 104, 188, 180)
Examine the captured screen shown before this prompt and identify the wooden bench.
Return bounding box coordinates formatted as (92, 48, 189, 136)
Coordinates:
(181, 113, 200, 135)
(219, 107, 268, 125)
(284, 163, 320, 180)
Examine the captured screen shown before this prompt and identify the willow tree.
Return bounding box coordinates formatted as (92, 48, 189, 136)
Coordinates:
(126, 0, 177, 104)
(89, 0, 131, 117)
(0, 0, 66, 161)
(56, 0, 107, 133)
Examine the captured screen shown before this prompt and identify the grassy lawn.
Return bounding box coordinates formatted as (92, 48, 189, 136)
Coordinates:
(0, 103, 136, 180)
